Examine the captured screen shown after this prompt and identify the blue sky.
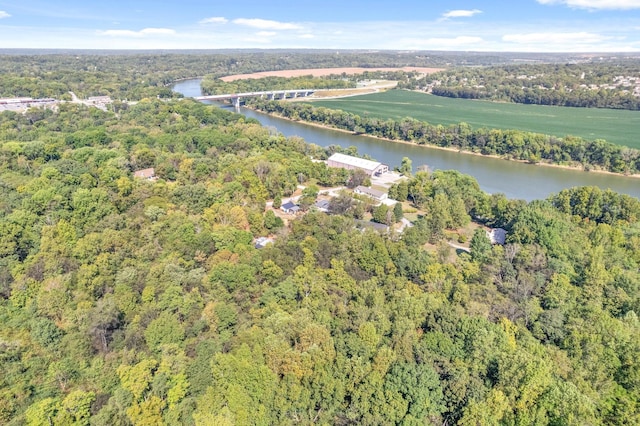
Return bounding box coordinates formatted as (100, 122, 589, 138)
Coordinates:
(1, 0, 640, 51)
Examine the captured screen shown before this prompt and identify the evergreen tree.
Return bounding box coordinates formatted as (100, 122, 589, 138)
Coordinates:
(393, 202, 403, 223)
(470, 228, 492, 263)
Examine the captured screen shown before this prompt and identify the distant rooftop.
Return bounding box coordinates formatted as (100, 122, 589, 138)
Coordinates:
(314, 199, 330, 211)
(355, 219, 389, 232)
(254, 237, 274, 249)
(133, 167, 156, 179)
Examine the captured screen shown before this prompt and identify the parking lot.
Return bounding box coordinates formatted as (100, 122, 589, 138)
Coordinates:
(371, 171, 407, 188)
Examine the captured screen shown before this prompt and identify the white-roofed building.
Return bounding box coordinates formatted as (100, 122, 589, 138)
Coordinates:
(327, 153, 389, 176)
(133, 168, 157, 181)
(487, 228, 507, 245)
(354, 185, 388, 201)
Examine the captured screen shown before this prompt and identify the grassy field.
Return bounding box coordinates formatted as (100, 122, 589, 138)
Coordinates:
(309, 90, 640, 148)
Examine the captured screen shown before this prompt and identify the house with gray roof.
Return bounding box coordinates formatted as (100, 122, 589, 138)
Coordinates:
(281, 201, 300, 214)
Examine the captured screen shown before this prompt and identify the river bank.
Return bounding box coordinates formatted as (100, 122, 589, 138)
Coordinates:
(173, 78, 640, 200)
(244, 105, 640, 180)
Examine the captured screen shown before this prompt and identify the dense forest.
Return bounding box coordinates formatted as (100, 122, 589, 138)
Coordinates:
(248, 98, 640, 175)
(2, 50, 639, 101)
(0, 94, 638, 424)
(405, 62, 640, 110)
(0, 51, 449, 101)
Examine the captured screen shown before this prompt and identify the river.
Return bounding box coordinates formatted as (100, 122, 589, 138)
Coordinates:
(173, 79, 640, 201)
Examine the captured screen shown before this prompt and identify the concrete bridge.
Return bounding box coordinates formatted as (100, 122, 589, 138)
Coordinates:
(194, 89, 315, 107)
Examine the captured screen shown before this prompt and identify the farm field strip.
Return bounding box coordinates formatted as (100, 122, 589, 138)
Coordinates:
(308, 90, 640, 148)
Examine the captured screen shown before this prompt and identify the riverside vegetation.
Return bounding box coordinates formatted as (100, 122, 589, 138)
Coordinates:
(249, 96, 640, 175)
(309, 90, 640, 149)
(0, 96, 638, 425)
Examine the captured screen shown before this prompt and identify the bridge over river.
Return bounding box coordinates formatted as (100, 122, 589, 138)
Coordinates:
(194, 89, 315, 107)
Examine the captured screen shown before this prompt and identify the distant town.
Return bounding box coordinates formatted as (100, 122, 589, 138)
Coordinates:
(0, 93, 112, 112)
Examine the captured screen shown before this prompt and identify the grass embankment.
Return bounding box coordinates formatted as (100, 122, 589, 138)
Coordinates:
(309, 90, 640, 149)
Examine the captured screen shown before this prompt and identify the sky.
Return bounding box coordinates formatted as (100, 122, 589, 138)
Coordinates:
(1, 0, 640, 52)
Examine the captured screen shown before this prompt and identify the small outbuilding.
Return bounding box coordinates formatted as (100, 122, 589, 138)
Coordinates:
(314, 199, 331, 212)
(254, 237, 274, 249)
(487, 228, 507, 245)
(133, 168, 157, 181)
(281, 201, 300, 214)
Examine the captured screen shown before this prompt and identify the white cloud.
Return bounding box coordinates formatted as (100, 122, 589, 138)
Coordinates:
(503, 31, 607, 43)
(441, 9, 482, 18)
(100, 28, 176, 37)
(232, 18, 302, 30)
(537, 0, 640, 9)
(0, 11, 10, 19)
(299, 34, 315, 39)
(256, 31, 277, 37)
(199, 16, 228, 24)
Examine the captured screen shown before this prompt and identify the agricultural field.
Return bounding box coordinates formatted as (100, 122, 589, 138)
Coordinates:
(309, 90, 640, 148)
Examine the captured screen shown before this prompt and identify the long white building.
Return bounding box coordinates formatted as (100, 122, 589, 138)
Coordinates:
(327, 153, 389, 176)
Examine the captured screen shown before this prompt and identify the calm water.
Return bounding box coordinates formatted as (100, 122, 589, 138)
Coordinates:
(174, 79, 640, 201)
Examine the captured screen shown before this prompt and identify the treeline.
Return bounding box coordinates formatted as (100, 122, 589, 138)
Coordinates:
(0, 98, 638, 424)
(201, 75, 355, 96)
(249, 97, 640, 174)
(3, 52, 639, 102)
(408, 62, 640, 110)
(0, 52, 447, 101)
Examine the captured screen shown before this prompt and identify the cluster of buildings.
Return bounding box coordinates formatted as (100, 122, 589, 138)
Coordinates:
(0, 97, 57, 112)
(280, 152, 394, 213)
(276, 151, 508, 246)
(275, 153, 390, 220)
(0, 94, 114, 113)
(133, 149, 508, 251)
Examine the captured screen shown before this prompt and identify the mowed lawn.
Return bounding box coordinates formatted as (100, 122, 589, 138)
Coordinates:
(309, 90, 640, 148)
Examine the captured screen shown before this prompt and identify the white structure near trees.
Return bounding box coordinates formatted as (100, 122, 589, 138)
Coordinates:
(133, 168, 157, 181)
(354, 185, 388, 201)
(487, 228, 507, 245)
(327, 153, 389, 176)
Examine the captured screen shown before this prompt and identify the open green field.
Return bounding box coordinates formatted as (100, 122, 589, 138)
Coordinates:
(309, 90, 640, 148)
